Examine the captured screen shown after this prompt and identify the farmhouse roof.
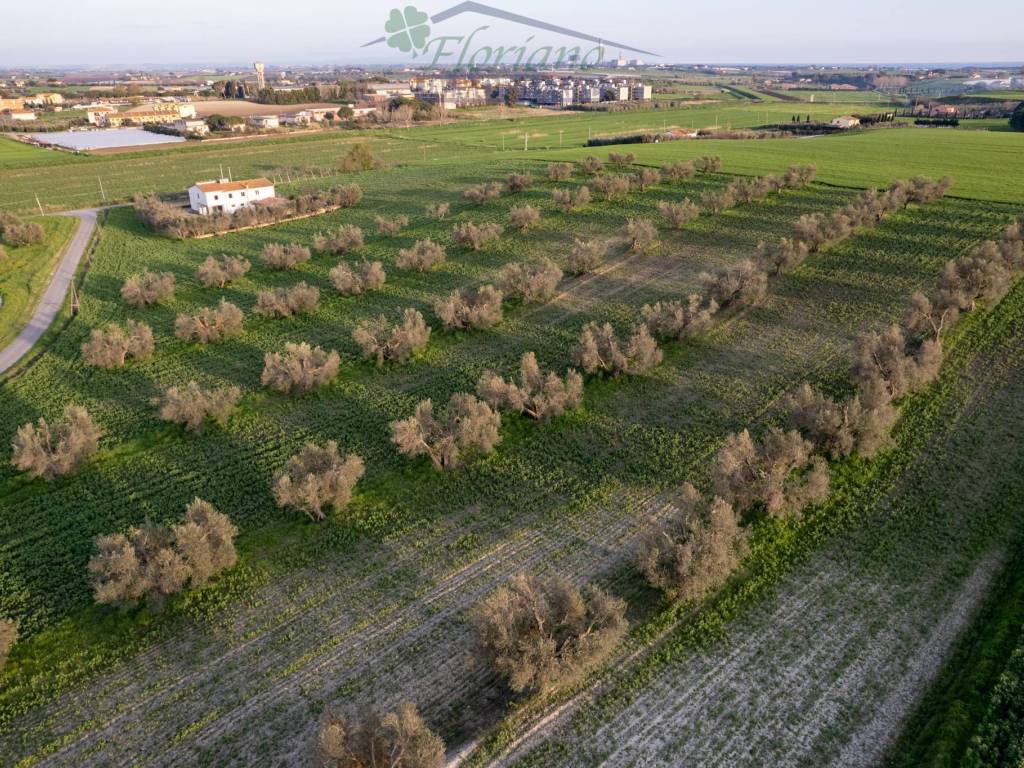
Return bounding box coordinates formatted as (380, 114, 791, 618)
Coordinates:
(193, 178, 274, 193)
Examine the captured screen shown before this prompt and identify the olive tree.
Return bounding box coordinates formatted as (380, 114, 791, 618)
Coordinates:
(498, 258, 562, 304)
(638, 483, 745, 601)
(352, 309, 431, 365)
(273, 441, 365, 521)
(81, 320, 154, 369)
(154, 381, 242, 432)
(261, 242, 312, 269)
(551, 186, 591, 213)
(711, 428, 830, 518)
(121, 270, 175, 307)
(608, 151, 635, 166)
(424, 202, 450, 220)
(626, 218, 658, 252)
(196, 255, 251, 288)
(756, 237, 810, 274)
(375, 215, 409, 236)
(434, 285, 503, 330)
(851, 325, 942, 400)
(572, 322, 662, 377)
(700, 260, 768, 308)
(509, 204, 541, 232)
(175, 299, 244, 343)
(657, 199, 700, 229)
(463, 182, 502, 205)
(330, 261, 386, 295)
(641, 294, 719, 340)
(580, 155, 604, 174)
(592, 174, 631, 202)
(477, 352, 583, 421)
(452, 222, 503, 251)
(261, 342, 340, 395)
(397, 239, 446, 271)
(566, 239, 607, 274)
(390, 393, 501, 470)
(506, 172, 535, 193)
(547, 162, 573, 182)
(317, 701, 444, 768)
(661, 160, 696, 182)
(313, 226, 364, 255)
(254, 282, 320, 317)
(472, 573, 627, 693)
(10, 405, 101, 480)
(783, 383, 896, 459)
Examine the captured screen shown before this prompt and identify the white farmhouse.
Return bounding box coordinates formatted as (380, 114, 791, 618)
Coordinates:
(188, 178, 275, 216)
(831, 115, 861, 129)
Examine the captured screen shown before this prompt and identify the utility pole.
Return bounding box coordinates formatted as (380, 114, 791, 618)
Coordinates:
(219, 164, 224, 178)
(35, 193, 43, 216)
(524, 133, 528, 151)
(559, 129, 563, 147)
(98, 177, 106, 202)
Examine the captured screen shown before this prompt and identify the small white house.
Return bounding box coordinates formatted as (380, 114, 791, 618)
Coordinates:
(6, 109, 37, 121)
(188, 178, 275, 216)
(174, 118, 210, 137)
(247, 114, 280, 129)
(831, 115, 861, 129)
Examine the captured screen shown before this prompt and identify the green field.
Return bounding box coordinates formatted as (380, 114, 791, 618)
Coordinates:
(0, 104, 1022, 766)
(0, 216, 77, 349)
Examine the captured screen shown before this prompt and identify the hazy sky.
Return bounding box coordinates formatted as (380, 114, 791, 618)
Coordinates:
(3, 0, 1022, 68)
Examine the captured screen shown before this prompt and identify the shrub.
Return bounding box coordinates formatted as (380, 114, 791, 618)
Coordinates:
(175, 299, 244, 343)
(580, 155, 604, 174)
(509, 204, 541, 232)
(254, 282, 320, 318)
(506, 172, 535, 193)
(694, 155, 722, 173)
(463, 182, 502, 205)
(566, 239, 607, 274)
(551, 185, 591, 213)
(905, 290, 958, 341)
(783, 164, 817, 187)
(81, 321, 154, 370)
(352, 308, 431, 365)
(391, 393, 501, 469)
(938, 241, 1014, 312)
(638, 483, 746, 601)
(273, 441, 365, 521)
(700, 260, 768, 308)
(121, 270, 175, 307)
(573, 322, 662, 377)
(375, 215, 409, 236)
(472, 573, 627, 693)
(425, 202, 450, 220)
(330, 184, 364, 208)
(657, 199, 700, 229)
(783, 383, 896, 458)
(498, 258, 562, 304)
(1, 221, 44, 246)
(608, 151, 636, 166)
(313, 225, 364, 255)
(10, 406, 101, 480)
(435, 284, 504, 330)
(592, 174, 632, 201)
(478, 352, 583, 421)
(317, 701, 444, 768)
(261, 342, 340, 395)
(0, 619, 16, 672)
(712, 428, 830, 517)
(397, 239, 446, 271)
(261, 242, 311, 270)
(626, 217, 659, 252)
(338, 142, 381, 172)
(547, 162, 573, 182)
(631, 167, 661, 191)
(196, 255, 251, 288)
(452, 222, 503, 251)
(330, 260, 386, 295)
(662, 161, 696, 182)
(641, 294, 719, 340)
(89, 498, 237, 609)
(154, 381, 242, 432)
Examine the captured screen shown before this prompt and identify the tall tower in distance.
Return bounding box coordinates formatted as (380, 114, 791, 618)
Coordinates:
(254, 61, 266, 91)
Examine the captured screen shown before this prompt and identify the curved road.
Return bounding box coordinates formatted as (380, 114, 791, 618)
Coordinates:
(0, 208, 98, 376)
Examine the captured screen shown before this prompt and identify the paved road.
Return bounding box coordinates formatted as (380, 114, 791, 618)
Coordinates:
(0, 208, 98, 375)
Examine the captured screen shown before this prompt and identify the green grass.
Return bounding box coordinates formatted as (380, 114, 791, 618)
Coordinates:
(0, 137, 84, 170)
(882, 543, 1024, 768)
(0, 216, 77, 349)
(536, 128, 1024, 204)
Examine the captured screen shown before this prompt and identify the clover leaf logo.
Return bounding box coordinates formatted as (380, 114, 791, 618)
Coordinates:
(385, 6, 431, 55)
